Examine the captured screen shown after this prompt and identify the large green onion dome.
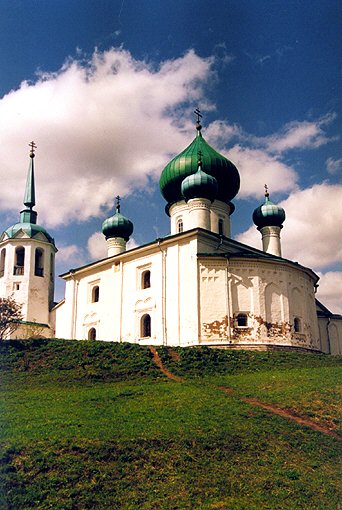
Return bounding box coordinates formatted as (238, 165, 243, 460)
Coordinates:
(181, 159, 218, 202)
(253, 187, 286, 229)
(160, 123, 240, 206)
(102, 198, 134, 241)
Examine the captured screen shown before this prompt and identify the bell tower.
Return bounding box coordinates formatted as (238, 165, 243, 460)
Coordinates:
(0, 143, 57, 337)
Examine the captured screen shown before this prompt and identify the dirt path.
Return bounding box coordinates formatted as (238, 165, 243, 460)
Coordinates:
(149, 346, 184, 382)
(149, 347, 341, 440)
(219, 387, 341, 440)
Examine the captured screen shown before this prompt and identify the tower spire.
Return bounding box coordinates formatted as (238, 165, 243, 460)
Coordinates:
(20, 142, 37, 224)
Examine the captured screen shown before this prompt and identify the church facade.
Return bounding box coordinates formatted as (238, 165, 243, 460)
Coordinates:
(1, 122, 341, 354)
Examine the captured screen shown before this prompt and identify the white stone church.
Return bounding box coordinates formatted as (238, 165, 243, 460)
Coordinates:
(1, 120, 341, 354)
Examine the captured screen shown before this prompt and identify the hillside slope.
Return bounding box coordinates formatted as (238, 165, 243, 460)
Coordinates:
(0, 340, 341, 510)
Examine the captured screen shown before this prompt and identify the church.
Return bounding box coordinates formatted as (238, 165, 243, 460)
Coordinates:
(1, 118, 341, 354)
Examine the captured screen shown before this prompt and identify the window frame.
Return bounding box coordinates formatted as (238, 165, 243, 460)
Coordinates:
(140, 313, 151, 338)
(235, 312, 249, 328)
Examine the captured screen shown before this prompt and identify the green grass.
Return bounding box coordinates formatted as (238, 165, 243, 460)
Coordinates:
(0, 340, 341, 509)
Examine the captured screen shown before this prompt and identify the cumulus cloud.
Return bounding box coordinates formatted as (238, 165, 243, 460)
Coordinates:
(56, 244, 86, 268)
(316, 272, 342, 315)
(227, 145, 298, 199)
(261, 113, 337, 154)
(87, 231, 138, 260)
(237, 183, 342, 269)
(0, 48, 214, 227)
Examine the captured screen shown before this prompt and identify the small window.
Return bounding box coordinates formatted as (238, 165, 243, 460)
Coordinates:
(142, 270, 151, 289)
(294, 317, 301, 333)
(92, 286, 99, 303)
(141, 314, 151, 338)
(14, 246, 25, 275)
(236, 313, 248, 327)
(13, 282, 20, 291)
(218, 218, 224, 236)
(0, 248, 6, 278)
(34, 248, 44, 277)
(88, 327, 96, 340)
(177, 219, 183, 233)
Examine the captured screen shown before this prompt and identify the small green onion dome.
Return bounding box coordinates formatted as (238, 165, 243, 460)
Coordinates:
(181, 160, 218, 202)
(160, 125, 240, 205)
(253, 189, 286, 229)
(102, 201, 134, 241)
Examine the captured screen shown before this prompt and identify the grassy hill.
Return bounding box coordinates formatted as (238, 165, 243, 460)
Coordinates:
(0, 339, 341, 509)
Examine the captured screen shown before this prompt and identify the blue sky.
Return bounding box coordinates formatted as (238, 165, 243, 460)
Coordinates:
(0, 0, 341, 310)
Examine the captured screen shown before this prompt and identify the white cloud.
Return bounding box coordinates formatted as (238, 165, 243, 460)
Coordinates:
(316, 272, 342, 315)
(0, 48, 214, 227)
(261, 113, 337, 154)
(227, 145, 298, 199)
(56, 244, 86, 267)
(326, 157, 342, 175)
(87, 232, 107, 260)
(87, 231, 139, 260)
(236, 183, 342, 269)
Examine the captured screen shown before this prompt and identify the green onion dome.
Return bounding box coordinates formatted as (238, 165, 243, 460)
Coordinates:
(102, 201, 133, 241)
(4, 222, 55, 245)
(181, 159, 218, 202)
(160, 124, 240, 206)
(253, 189, 285, 229)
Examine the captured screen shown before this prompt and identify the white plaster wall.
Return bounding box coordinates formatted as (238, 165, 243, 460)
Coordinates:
(0, 237, 55, 327)
(199, 257, 321, 351)
(318, 317, 342, 354)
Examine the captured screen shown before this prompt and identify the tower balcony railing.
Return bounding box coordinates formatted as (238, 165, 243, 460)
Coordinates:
(13, 266, 24, 276)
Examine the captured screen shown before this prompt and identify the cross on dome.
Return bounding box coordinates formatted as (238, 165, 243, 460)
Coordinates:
(194, 108, 202, 131)
(115, 195, 121, 213)
(29, 141, 37, 158)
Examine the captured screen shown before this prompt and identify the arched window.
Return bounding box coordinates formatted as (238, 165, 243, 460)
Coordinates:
(92, 286, 99, 303)
(294, 317, 301, 333)
(141, 314, 151, 338)
(34, 248, 44, 276)
(14, 246, 25, 275)
(218, 218, 224, 236)
(236, 313, 248, 327)
(142, 270, 151, 289)
(0, 249, 6, 277)
(177, 218, 183, 233)
(88, 327, 96, 340)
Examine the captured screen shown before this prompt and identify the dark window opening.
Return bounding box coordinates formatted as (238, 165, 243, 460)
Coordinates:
(141, 314, 151, 338)
(34, 248, 44, 277)
(236, 313, 248, 327)
(177, 219, 183, 233)
(92, 286, 99, 303)
(294, 317, 301, 333)
(14, 246, 25, 275)
(218, 219, 224, 236)
(0, 249, 5, 278)
(88, 328, 96, 340)
(142, 270, 151, 289)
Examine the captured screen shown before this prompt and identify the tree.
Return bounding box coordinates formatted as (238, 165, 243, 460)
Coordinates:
(0, 297, 22, 340)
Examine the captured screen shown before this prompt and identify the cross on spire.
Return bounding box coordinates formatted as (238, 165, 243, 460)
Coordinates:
(194, 108, 202, 123)
(29, 141, 37, 158)
(264, 184, 269, 197)
(115, 195, 121, 212)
